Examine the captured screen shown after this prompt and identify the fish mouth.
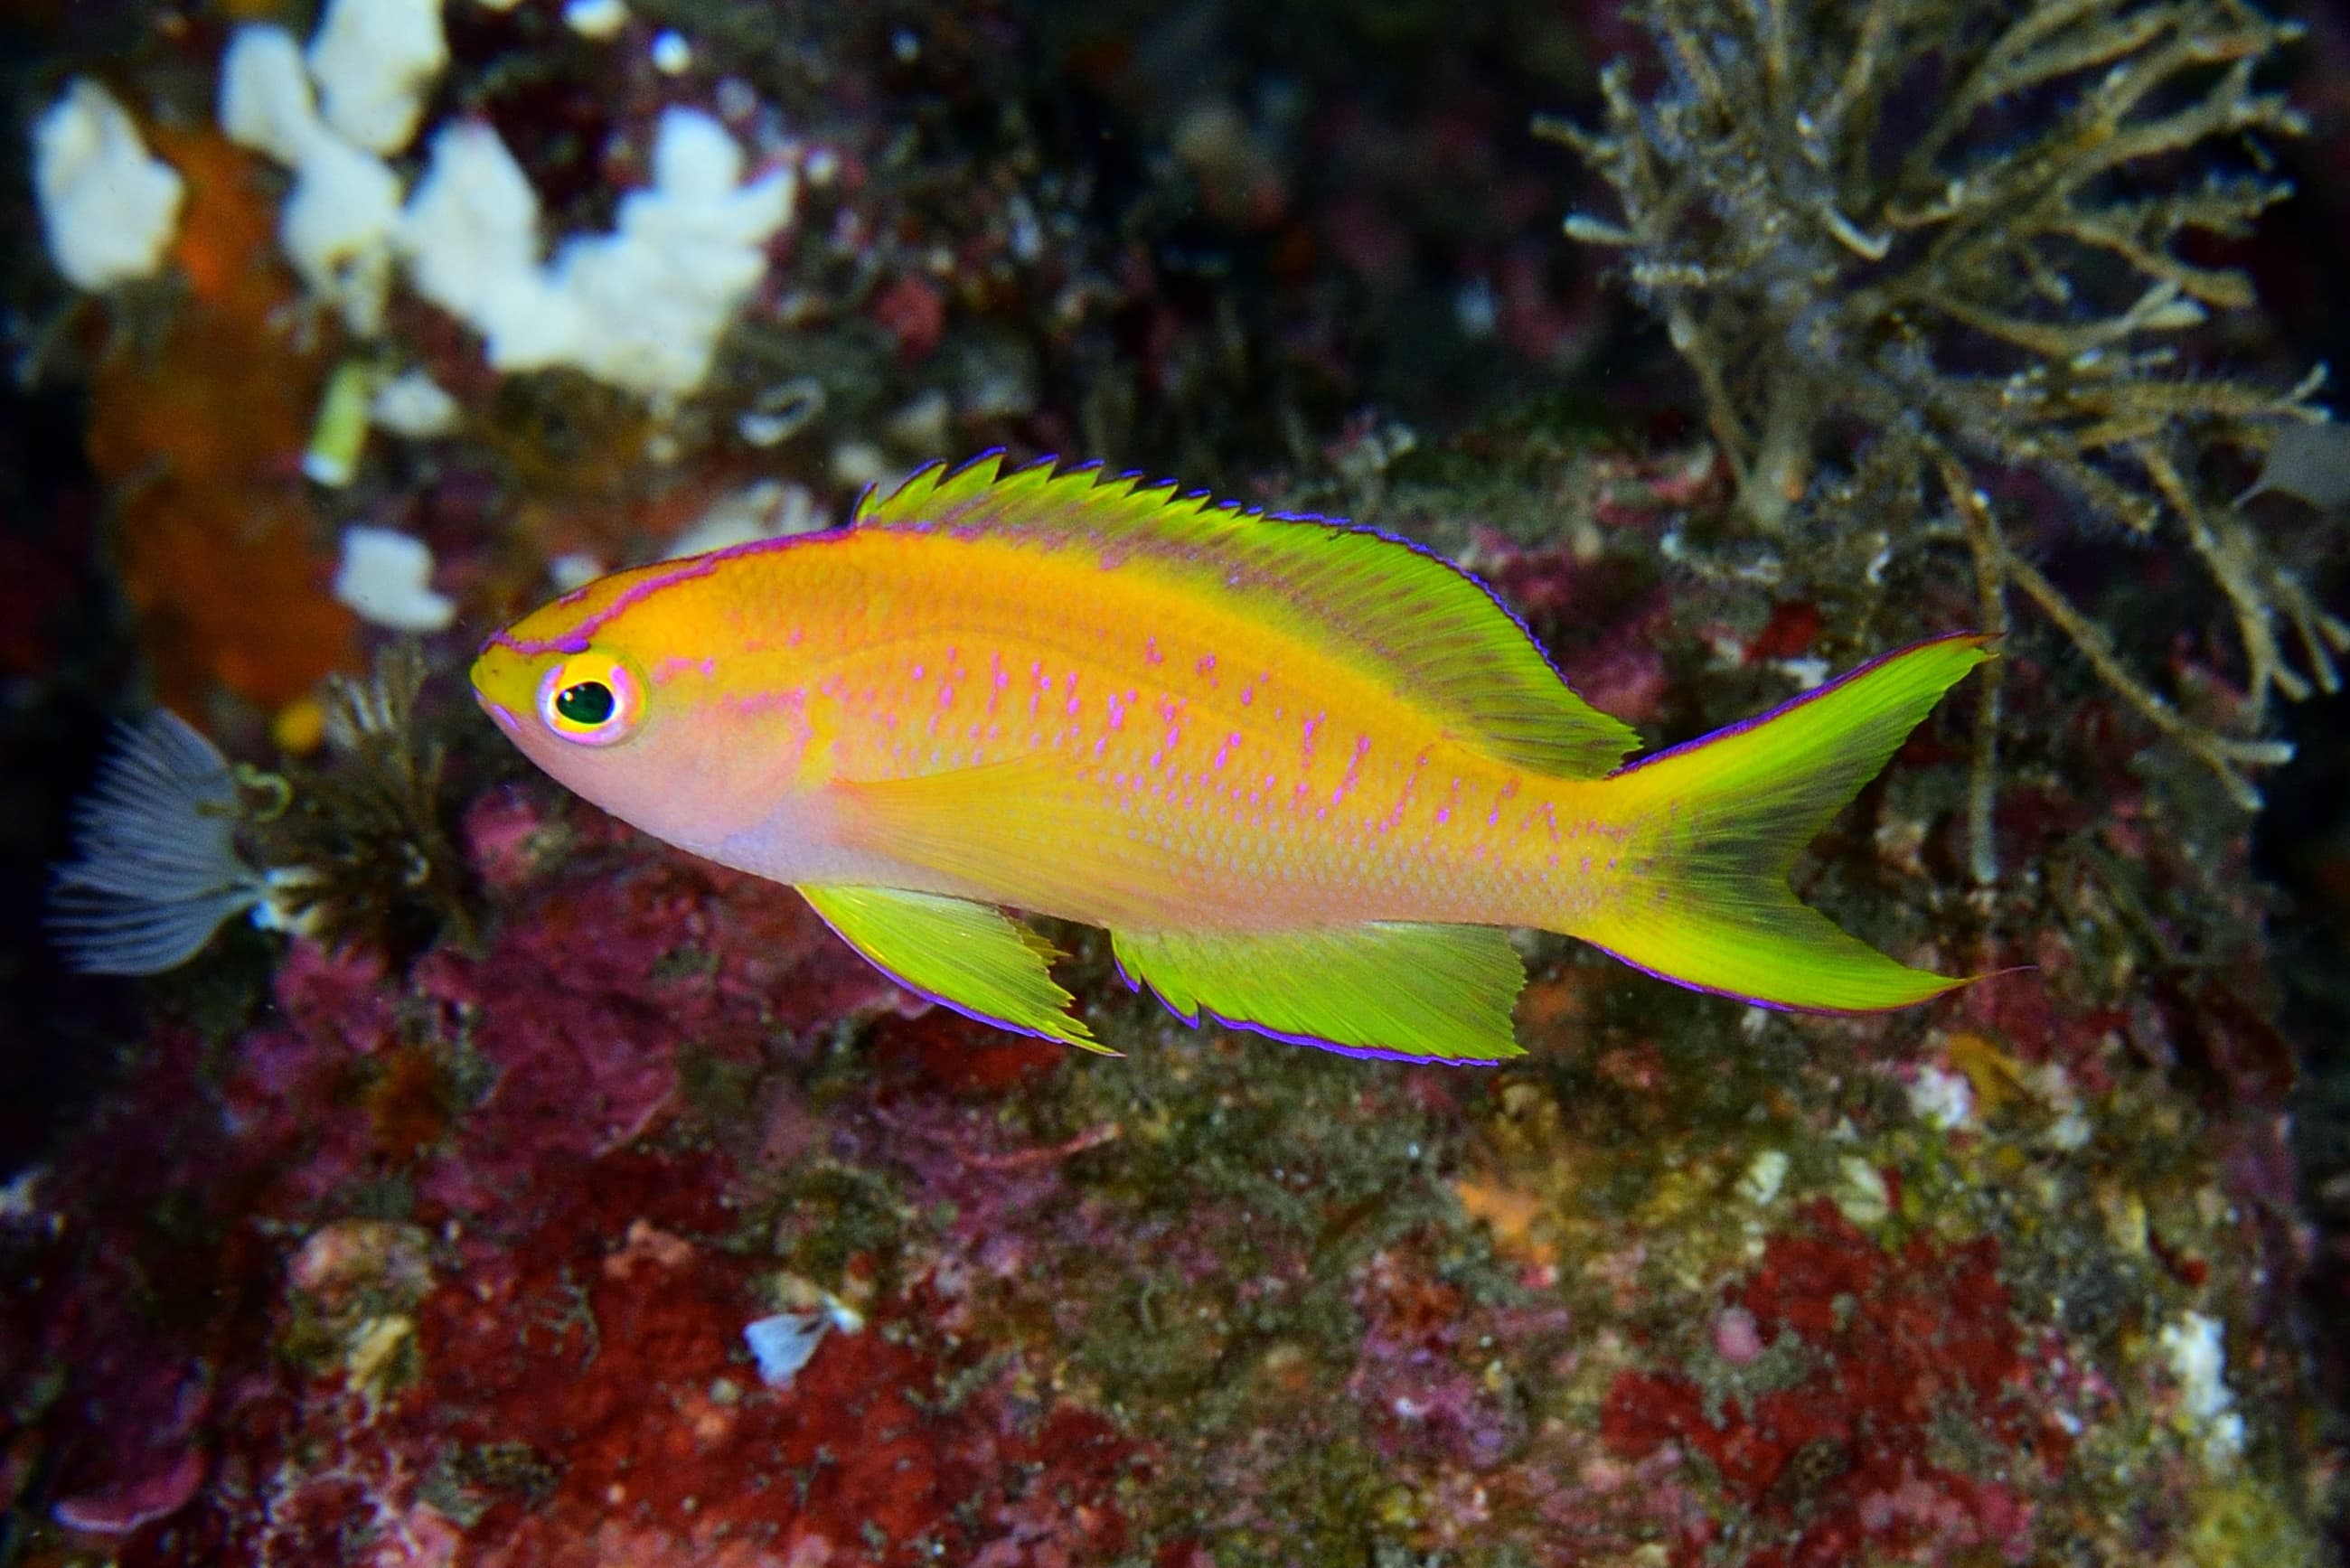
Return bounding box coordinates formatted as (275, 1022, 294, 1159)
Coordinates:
(470, 641, 531, 736)
(474, 689, 524, 735)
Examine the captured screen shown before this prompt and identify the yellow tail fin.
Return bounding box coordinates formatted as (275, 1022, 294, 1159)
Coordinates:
(1570, 634, 1994, 1012)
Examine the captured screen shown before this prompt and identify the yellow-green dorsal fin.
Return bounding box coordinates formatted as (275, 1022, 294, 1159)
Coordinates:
(799, 885, 1114, 1054)
(856, 453, 1641, 779)
(1110, 923, 1527, 1064)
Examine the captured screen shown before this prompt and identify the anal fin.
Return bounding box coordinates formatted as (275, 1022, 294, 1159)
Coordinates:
(800, 884, 1113, 1054)
(1112, 923, 1525, 1064)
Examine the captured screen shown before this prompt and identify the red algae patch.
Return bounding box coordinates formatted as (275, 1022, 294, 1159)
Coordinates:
(399, 1151, 1136, 1565)
(1601, 1200, 2044, 1568)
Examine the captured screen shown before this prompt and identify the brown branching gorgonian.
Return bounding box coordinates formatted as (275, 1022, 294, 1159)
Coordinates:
(1542, 0, 2345, 872)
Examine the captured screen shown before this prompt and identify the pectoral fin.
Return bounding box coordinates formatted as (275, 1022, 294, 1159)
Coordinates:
(832, 760, 1169, 928)
(799, 884, 1113, 1054)
(1111, 923, 1526, 1064)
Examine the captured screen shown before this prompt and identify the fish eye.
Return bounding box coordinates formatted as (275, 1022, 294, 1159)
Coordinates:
(556, 681, 614, 725)
(538, 650, 644, 746)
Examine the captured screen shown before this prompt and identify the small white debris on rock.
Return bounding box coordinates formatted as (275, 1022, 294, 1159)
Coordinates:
(564, 0, 629, 39)
(1907, 1064, 1975, 1131)
(883, 388, 952, 453)
(1833, 1154, 1891, 1225)
(830, 440, 891, 488)
(742, 1312, 826, 1387)
(370, 369, 462, 437)
(252, 865, 330, 938)
(1773, 655, 1831, 692)
(2031, 1062, 2092, 1151)
(1454, 277, 1498, 337)
(742, 1288, 861, 1391)
(2159, 1310, 2246, 1463)
(548, 553, 606, 592)
(34, 81, 185, 291)
(666, 481, 826, 559)
(333, 525, 456, 632)
(1737, 1148, 1789, 1208)
(0, 1168, 48, 1229)
(736, 375, 823, 446)
(306, 0, 448, 154)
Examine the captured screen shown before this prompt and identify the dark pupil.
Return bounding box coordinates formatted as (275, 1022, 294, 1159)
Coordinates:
(556, 681, 616, 725)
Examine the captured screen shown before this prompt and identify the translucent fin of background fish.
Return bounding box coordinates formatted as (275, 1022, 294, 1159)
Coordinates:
(472, 454, 1993, 1063)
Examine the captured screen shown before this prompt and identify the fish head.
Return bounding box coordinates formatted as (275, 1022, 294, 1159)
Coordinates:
(472, 559, 813, 857)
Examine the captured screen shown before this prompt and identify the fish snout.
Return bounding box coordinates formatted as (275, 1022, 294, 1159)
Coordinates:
(469, 642, 532, 735)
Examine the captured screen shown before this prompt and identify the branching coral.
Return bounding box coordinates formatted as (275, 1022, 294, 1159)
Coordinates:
(1543, 0, 2345, 858)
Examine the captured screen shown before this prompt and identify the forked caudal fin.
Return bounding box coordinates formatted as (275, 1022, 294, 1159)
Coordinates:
(1570, 634, 1996, 1013)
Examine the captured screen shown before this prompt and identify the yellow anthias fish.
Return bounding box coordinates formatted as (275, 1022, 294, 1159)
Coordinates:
(473, 454, 1991, 1063)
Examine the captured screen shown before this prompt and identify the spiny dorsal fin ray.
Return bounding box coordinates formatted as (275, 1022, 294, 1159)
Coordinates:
(854, 453, 1640, 779)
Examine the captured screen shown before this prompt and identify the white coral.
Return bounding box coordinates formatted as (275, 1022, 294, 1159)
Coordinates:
(398, 108, 794, 397)
(34, 81, 184, 291)
(220, 18, 428, 335)
(306, 0, 447, 155)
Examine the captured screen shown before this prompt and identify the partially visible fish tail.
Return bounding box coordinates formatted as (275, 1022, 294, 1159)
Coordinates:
(1566, 634, 1995, 1012)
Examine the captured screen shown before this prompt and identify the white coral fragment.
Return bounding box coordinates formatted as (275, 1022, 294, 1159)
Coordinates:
(742, 1311, 827, 1388)
(34, 81, 185, 291)
(334, 525, 456, 633)
(1907, 1064, 1976, 1131)
(220, 26, 319, 167)
(563, 0, 629, 39)
(306, 0, 448, 154)
(397, 120, 548, 328)
(399, 108, 794, 397)
(219, 14, 434, 335)
(1737, 1148, 1789, 1207)
(2159, 1311, 2246, 1464)
(371, 369, 462, 437)
(282, 132, 405, 335)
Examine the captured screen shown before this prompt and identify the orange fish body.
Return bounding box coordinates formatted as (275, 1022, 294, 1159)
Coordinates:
(474, 455, 1990, 1061)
